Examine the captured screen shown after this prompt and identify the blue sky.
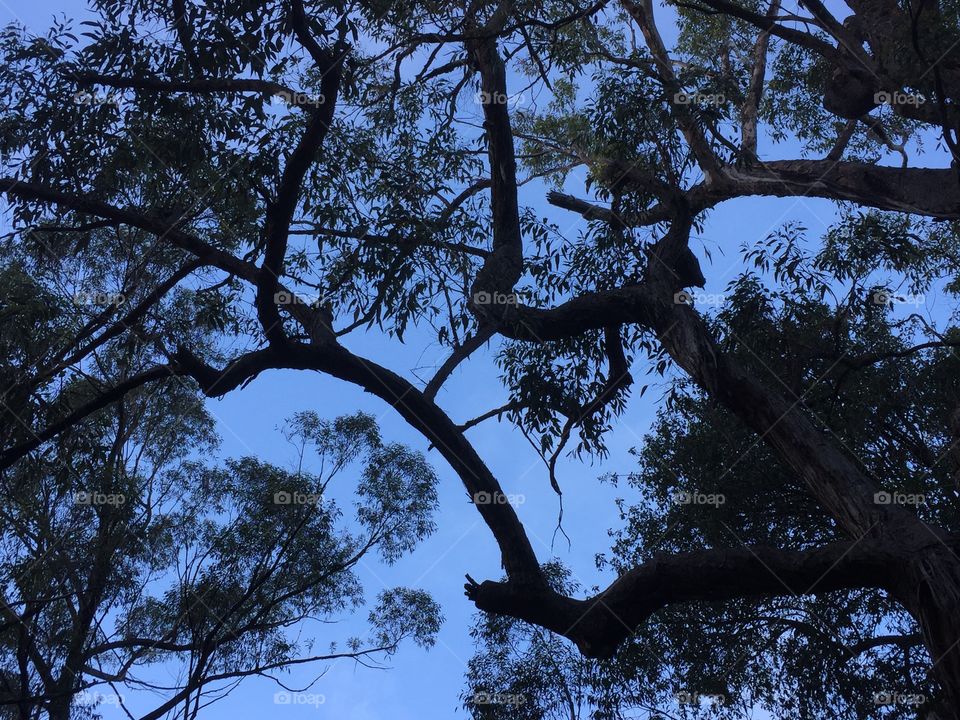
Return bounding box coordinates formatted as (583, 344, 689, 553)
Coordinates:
(3, 0, 947, 717)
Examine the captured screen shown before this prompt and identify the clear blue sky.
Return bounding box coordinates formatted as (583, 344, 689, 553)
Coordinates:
(3, 0, 940, 717)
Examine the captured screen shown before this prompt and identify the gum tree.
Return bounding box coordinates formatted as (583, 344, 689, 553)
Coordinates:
(0, 243, 440, 720)
(465, 252, 960, 718)
(1, 0, 959, 716)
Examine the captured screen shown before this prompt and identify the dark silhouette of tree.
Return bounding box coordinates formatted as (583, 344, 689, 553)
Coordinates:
(1, 0, 959, 716)
(0, 245, 441, 720)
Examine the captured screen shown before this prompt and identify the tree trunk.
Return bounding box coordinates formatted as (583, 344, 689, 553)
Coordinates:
(900, 549, 960, 720)
(45, 693, 71, 720)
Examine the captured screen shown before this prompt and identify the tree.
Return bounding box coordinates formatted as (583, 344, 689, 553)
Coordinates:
(464, 248, 960, 718)
(1, 0, 959, 716)
(1, 391, 441, 720)
(0, 253, 441, 719)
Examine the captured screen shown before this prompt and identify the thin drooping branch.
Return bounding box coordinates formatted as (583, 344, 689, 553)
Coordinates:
(458, 401, 522, 432)
(816, 340, 960, 371)
(751, 616, 922, 662)
(23, 260, 203, 393)
(0, 366, 180, 472)
(424, 326, 496, 400)
(846, 632, 923, 656)
(292, 223, 490, 257)
(546, 326, 633, 495)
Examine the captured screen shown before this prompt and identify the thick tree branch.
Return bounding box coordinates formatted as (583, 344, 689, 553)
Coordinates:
(0, 178, 260, 282)
(0, 366, 180, 471)
(740, 0, 780, 159)
(167, 342, 547, 585)
(597, 161, 960, 223)
(466, 34, 524, 315)
(74, 73, 311, 106)
(257, 50, 344, 344)
(467, 540, 894, 658)
(716, 159, 960, 217)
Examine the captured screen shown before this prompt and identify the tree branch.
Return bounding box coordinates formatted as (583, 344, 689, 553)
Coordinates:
(467, 540, 894, 658)
(73, 73, 311, 106)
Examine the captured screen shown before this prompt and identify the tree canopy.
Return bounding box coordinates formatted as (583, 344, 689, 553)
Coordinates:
(0, 274, 442, 718)
(1, 0, 960, 717)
